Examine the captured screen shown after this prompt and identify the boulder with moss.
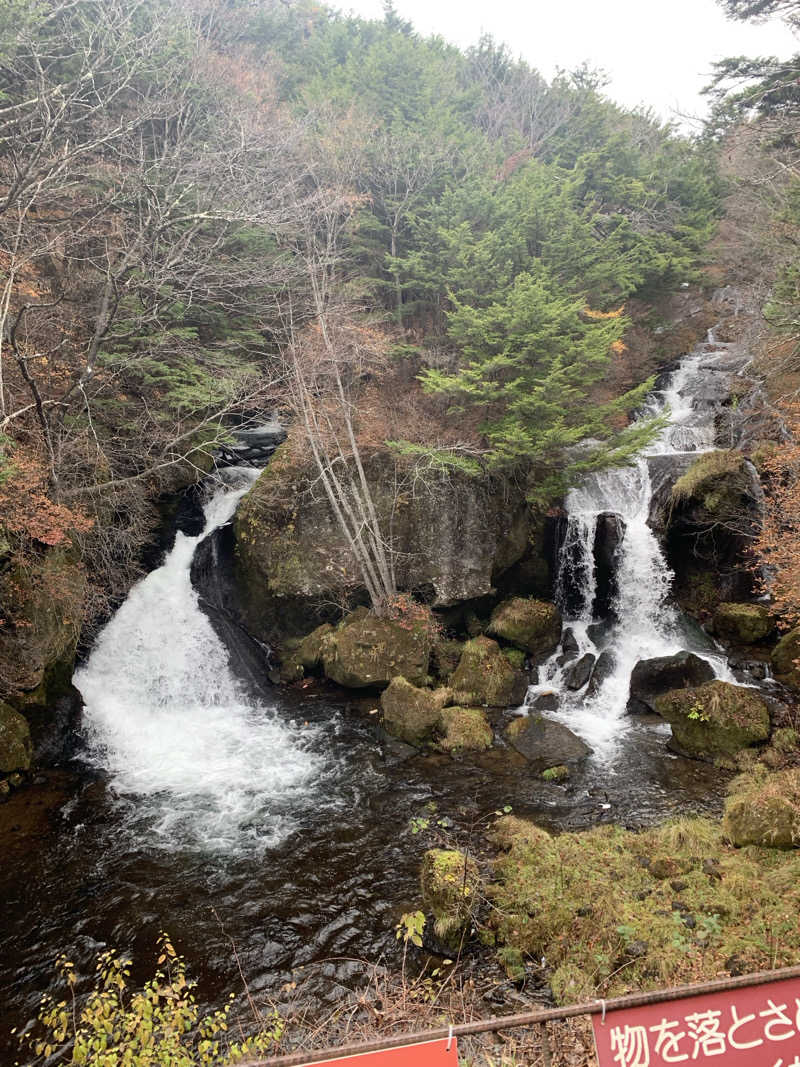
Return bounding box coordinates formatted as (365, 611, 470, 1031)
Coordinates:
(487, 597, 561, 660)
(489, 815, 552, 851)
(234, 440, 553, 645)
(505, 714, 591, 770)
(654, 680, 770, 761)
(449, 636, 528, 707)
(713, 603, 774, 645)
(0, 548, 86, 709)
(420, 848, 481, 949)
(723, 769, 800, 848)
(430, 637, 465, 683)
(0, 702, 32, 773)
(321, 608, 433, 689)
(381, 678, 451, 746)
(772, 627, 800, 689)
(280, 622, 334, 681)
(436, 706, 493, 753)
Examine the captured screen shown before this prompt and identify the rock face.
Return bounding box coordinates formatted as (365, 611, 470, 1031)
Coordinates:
(321, 609, 433, 689)
(380, 678, 451, 746)
(723, 769, 800, 848)
(234, 442, 553, 643)
(487, 597, 562, 659)
(654, 680, 770, 761)
(772, 627, 800, 689)
(627, 652, 716, 714)
(0, 702, 32, 773)
(0, 548, 86, 709)
(713, 603, 774, 645)
(587, 650, 616, 695)
(505, 714, 592, 770)
(593, 513, 625, 618)
(450, 636, 528, 707)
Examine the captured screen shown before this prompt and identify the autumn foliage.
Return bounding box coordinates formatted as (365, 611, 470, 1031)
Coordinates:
(754, 403, 800, 628)
(0, 447, 92, 549)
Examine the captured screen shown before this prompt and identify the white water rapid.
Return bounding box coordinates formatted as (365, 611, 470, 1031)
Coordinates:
(76, 469, 322, 853)
(527, 338, 737, 757)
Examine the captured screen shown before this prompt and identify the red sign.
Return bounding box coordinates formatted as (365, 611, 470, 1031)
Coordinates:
(593, 976, 800, 1067)
(297, 1038, 458, 1066)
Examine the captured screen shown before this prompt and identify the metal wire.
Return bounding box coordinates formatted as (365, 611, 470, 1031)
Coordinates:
(241, 963, 800, 1067)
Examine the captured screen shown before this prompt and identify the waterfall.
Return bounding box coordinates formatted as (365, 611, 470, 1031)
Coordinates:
(75, 468, 322, 854)
(529, 343, 735, 756)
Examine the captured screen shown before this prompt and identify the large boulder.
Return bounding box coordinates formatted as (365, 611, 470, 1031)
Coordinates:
(381, 678, 451, 746)
(654, 680, 770, 761)
(593, 513, 625, 618)
(713, 603, 774, 645)
(234, 441, 552, 644)
(0, 702, 32, 773)
(772, 627, 800, 689)
(436, 706, 493, 753)
(505, 714, 592, 770)
(450, 636, 528, 707)
(487, 597, 561, 659)
(321, 609, 433, 689)
(280, 622, 334, 681)
(0, 548, 86, 709)
(627, 652, 715, 714)
(587, 650, 616, 695)
(565, 652, 595, 691)
(723, 769, 800, 849)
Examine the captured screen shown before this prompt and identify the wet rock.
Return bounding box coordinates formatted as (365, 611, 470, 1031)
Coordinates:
(436, 707, 493, 754)
(505, 714, 592, 770)
(587, 620, 611, 647)
(565, 653, 596, 691)
(654, 680, 770, 761)
(280, 622, 334, 680)
(593, 513, 625, 618)
(723, 769, 800, 848)
(487, 597, 562, 660)
(587, 650, 616, 695)
(727, 655, 771, 683)
(380, 678, 451, 746)
(431, 638, 465, 683)
(322, 609, 433, 689)
(529, 691, 559, 713)
(451, 636, 528, 707)
(561, 628, 580, 657)
(772, 627, 800, 689)
(627, 652, 715, 714)
(713, 602, 775, 645)
(0, 703, 32, 773)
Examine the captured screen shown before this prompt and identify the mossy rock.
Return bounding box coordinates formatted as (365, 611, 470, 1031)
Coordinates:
(450, 636, 528, 707)
(322, 610, 433, 689)
(542, 764, 570, 782)
(654, 680, 770, 761)
(280, 622, 334, 681)
(436, 706, 492, 753)
(772, 626, 800, 689)
(0, 549, 86, 708)
(381, 678, 451, 747)
(713, 603, 774, 645)
(502, 647, 526, 670)
(431, 637, 465, 682)
(487, 597, 561, 659)
(0, 702, 32, 773)
(723, 769, 800, 848)
(420, 848, 480, 948)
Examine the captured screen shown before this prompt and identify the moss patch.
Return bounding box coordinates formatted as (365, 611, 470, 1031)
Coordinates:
(488, 813, 800, 1002)
(671, 450, 744, 507)
(322, 610, 433, 689)
(0, 702, 32, 773)
(381, 678, 451, 747)
(436, 706, 493, 753)
(420, 848, 480, 948)
(713, 602, 774, 645)
(772, 626, 800, 689)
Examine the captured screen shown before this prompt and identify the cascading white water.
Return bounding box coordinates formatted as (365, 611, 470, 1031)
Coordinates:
(528, 342, 736, 756)
(75, 468, 322, 853)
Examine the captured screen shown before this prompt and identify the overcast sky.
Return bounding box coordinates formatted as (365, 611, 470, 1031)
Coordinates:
(337, 0, 797, 125)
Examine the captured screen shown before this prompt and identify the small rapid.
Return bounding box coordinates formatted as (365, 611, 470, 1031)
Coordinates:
(527, 340, 737, 756)
(75, 468, 322, 854)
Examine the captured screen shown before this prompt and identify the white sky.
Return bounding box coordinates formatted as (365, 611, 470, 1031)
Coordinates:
(337, 0, 798, 125)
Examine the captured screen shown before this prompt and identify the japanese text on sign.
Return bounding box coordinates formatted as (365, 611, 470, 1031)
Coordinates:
(593, 976, 800, 1067)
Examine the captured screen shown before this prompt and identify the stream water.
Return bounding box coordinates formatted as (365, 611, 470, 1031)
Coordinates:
(0, 334, 747, 1059)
